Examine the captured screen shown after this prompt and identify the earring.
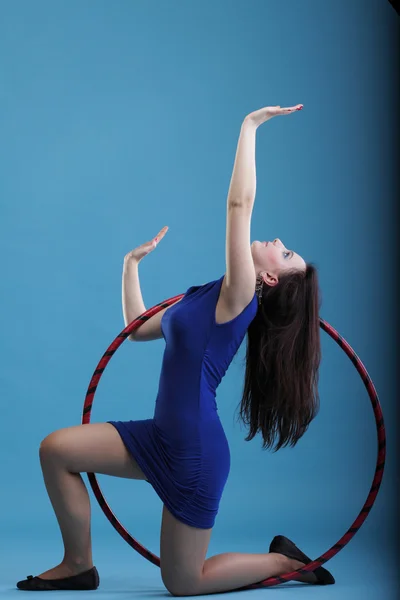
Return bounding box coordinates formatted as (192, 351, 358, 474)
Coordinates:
(255, 274, 264, 305)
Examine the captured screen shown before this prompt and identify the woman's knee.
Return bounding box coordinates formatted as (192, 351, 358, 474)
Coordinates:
(161, 571, 200, 597)
(160, 507, 210, 596)
(39, 423, 148, 479)
(39, 429, 69, 464)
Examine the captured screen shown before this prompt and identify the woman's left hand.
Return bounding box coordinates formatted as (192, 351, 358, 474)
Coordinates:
(245, 104, 303, 127)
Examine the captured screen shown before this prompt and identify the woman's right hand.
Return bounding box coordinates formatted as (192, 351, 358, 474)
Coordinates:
(124, 226, 169, 264)
(245, 104, 303, 128)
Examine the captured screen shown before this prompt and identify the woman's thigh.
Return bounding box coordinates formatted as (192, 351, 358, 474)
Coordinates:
(160, 505, 212, 596)
(39, 423, 148, 480)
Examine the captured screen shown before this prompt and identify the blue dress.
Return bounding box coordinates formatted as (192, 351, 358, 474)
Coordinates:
(108, 275, 258, 529)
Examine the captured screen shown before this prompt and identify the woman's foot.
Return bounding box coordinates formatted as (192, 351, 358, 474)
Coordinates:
(37, 562, 93, 580)
(16, 563, 99, 591)
(269, 535, 335, 585)
(283, 556, 318, 584)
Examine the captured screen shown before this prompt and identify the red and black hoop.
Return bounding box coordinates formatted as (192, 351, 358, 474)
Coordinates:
(82, 293, 386, 588)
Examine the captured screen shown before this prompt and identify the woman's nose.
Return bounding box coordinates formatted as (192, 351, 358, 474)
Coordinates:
(273, 238, 283, 247)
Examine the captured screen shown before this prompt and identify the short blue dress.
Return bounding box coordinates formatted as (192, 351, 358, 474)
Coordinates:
(108, 275, 258, 529)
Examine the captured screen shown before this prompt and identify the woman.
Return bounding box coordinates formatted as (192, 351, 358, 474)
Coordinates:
(17, 104, 335, 594)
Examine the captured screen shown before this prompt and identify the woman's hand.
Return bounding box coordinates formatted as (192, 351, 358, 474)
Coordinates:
(124, 226, 169, 264)
(245, 104, 303, 128)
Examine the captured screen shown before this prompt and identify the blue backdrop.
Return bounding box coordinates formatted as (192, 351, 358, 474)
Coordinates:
(0, 1, 398, 598)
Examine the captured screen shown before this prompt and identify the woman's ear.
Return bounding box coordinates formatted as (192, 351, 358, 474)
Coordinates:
(264, 272, 278, 287)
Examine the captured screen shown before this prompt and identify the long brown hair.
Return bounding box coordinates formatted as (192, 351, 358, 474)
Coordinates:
(236, 264, 321, 452)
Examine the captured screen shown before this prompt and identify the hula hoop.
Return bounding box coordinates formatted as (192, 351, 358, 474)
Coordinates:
(82, 293, 386, 588)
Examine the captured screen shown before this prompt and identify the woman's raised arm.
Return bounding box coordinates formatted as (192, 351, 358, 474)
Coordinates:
(222, 105, 303, 310)
(122, 227, 169, 341)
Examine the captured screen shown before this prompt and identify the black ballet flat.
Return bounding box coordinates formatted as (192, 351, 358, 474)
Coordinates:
(16, 566, 99, 591)
(269, 535, 335, 585)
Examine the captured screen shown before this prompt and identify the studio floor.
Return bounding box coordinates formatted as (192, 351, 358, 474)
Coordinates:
(2, 531, 397, 599)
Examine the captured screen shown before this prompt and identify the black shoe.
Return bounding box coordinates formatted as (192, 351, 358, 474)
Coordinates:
(269, 535, 335, 585)
(16, 566, 100, 591)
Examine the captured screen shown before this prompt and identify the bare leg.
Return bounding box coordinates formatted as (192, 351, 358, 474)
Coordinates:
(160, 506, 316, 597)
(37, 423, 146, 580)
(202, 551, 317, 591)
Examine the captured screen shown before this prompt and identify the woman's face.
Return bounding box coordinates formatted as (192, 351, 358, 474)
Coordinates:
(251, 238, 306, 286)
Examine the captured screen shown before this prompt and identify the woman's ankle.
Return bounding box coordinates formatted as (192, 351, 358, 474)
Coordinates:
(285, 557, 317, 584)
(61, 556, 93, 574)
